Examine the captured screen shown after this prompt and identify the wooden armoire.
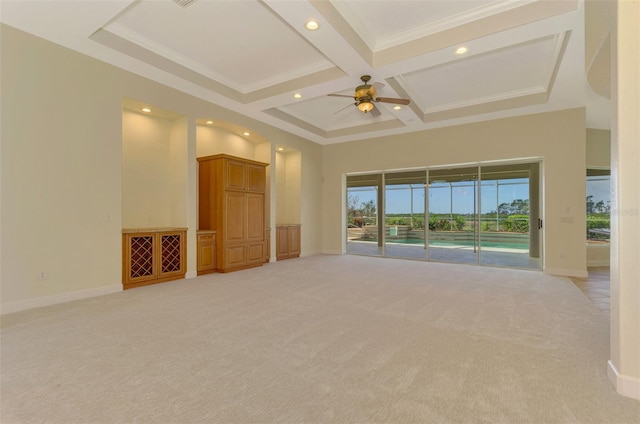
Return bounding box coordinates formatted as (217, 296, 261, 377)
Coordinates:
(197, 154, 267, 272)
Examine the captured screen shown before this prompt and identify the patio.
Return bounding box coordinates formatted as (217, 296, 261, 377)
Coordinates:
(346, 237, 540, 269)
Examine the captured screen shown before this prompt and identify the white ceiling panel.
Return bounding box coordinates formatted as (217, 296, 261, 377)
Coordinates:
(332, 0, 516, 51)
(105, 0, 334, 92)
(403, 35, 558, 113)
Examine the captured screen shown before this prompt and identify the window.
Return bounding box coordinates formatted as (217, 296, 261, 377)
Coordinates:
(586, 169, 610, 242)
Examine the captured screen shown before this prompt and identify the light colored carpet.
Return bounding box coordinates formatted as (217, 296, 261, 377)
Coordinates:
(1, 255, 639, 423)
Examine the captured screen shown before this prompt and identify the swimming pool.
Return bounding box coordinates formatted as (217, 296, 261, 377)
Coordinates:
(353, 238, 530, 250)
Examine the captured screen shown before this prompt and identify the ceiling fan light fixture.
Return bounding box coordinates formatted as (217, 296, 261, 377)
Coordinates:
(355, 85, 369, 99)
(327, 75, 409, 115)
(357, 101, 374, 113)
(354, 76, 376, 99)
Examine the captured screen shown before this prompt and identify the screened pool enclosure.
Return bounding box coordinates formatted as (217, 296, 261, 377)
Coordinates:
(346, 162, 542, 270)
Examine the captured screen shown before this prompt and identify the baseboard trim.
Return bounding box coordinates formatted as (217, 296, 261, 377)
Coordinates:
(300, 250, 321, 258)
(185, 271, 197, 279)
(587, 260, 610, 267)
(544, 268, 588, 278)
(608, 360, 640, 400)
(1, 284, 123, 315)
(322, 249, 343, 255)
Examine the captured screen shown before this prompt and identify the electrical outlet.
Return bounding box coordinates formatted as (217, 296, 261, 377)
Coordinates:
(38, 271, 47, 281)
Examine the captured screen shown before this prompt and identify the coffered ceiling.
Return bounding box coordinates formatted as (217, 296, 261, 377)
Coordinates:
(2, 0, 602, 145)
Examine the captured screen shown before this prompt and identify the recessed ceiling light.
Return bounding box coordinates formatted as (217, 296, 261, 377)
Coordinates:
(206, 120, 213, 125)
(393, 106, 402, 110)
(277, 147, 284, 152)
(305, 19, 319, 30)
(141, 108, 151, 113)
(243, 132, 250, 136)
(293, 93, 302, 99)
(455, 46, 468, 55)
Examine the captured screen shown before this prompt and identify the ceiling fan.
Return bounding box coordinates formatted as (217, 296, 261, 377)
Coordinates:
(328, 75, 410, 117)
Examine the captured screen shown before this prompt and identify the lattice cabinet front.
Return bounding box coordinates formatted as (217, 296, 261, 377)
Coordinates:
(160, 233, 182, 275)
(129, 235, 155, 280)
(123, 228, 187, 289)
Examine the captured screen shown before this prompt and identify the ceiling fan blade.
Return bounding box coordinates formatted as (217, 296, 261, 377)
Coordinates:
(333, 102, 356, 115)
(376, 97, 410, 105)
(369, 105, 381, 117)
(328, 94, 355, 99)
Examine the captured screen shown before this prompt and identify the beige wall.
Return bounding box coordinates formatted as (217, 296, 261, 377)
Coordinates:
(275, 150, 302, 225)
(1, 25, 125, 310)
(168, 116, 191, 228)
(285, 152, 302, 225)
(123, 110, 178, 228)
(196, 125, 258, 159)
(609, 0, 640, 399)
(322, 108, 587, 276)
(0, 24, 322, 311)
(586, 128, 611, 168)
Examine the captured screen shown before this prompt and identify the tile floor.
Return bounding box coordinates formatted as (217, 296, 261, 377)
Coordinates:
(570, 267, 610, 313)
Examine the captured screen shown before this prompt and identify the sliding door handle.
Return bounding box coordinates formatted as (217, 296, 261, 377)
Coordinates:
(538, 218, 543, 229)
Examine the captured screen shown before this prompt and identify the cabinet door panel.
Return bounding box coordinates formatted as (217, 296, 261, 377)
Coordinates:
(247, 242, 265, 264)
(225, 192, 246, 242)
(225, 245, 245, 267)
(247, 164, 266, 192)
(246, 193, 265, 242)
(197, 234, 216, 272)
(225, 160, 246, 191)
(289, 226, 301, 256)
(158, 233, 184, 277)
(126, 234, 156, 282)
(276, 226, 289, 258)
(199, 243, 215, 268)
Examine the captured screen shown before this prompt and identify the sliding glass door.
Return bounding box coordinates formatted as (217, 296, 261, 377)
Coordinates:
(346, 174, 382, 256)
(427, 167, 479, 264)
(479, 163, 541, 269)
(384, 170, 427, 259)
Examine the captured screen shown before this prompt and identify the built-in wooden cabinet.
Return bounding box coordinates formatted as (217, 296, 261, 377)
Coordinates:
(197, 231, 216, 275)
(276, 224, 301, 261)
(198, 154, 267, 272)
(122, 228, 186, 289)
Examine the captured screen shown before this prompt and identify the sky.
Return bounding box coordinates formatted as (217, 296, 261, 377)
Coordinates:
(349, 175, 610, 216)
(587, 175, 610, 205)
(349, 179, 530, 215)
